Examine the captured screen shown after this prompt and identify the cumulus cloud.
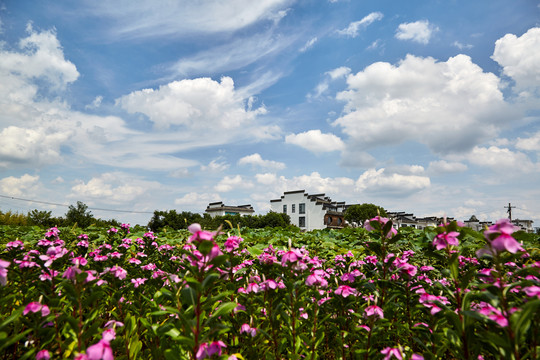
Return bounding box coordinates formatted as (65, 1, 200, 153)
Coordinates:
(355, 168, 431, 196)
(0, 23, 79, 90)
(285, 130, 345, 153)
(284, 172, 355, 194)
(492, 27, 540, 92)
(0, 174, 40, 197)
(238, 153, 286, 170)
(0, 126, 69, 167)
(255, 173, 278, 185)
(453, 146, 537, 172)
(334, 54, 514, 155)
(70, 173, 150, 203)
(337, 12, 384, 37)
(395, 20, 438, 44)
(117, 77, 266, 130)
(516, 131, 540, 151)
(215, 175, 253, 192)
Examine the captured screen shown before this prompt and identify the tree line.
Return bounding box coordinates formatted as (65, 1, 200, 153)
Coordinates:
(0, 201, 388, 232)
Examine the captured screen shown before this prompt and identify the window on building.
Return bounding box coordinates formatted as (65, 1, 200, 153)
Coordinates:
(337, 218, 342, 226)
(299, 216, 305, 228)
(283, 205, 287, 214)
(326, 216, 332, 225)
(292, 204, 295, 213)
(299, 203, 305, 214)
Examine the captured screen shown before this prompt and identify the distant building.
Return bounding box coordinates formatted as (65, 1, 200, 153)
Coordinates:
(512, 219, 534, 233)
(387, 211, 452, 230)
(205, 202, 255, 218)
(270, 190, 348, 231)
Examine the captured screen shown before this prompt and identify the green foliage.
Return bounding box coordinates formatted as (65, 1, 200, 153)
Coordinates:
(0, 211, 28, 226)
(148, 210, 291, 232)
(344, 203, 387, 226)
(64, 201, 94, 228)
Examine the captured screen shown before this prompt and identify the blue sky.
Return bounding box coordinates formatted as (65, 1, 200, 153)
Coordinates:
(1, 0, 539, 226)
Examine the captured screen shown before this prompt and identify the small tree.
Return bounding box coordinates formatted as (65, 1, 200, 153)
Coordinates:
(28, 209, 56, 227)
(65, 201, 94, 228)
(344, 203, 387, 226)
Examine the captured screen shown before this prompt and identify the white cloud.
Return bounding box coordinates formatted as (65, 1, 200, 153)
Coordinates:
(175, 192, 221, 209)
(0, 174, 40, 197)
(117, 77, 266, 130)
(170, 30, 298, 77)
(85, 95, 103, 109)
(215, 175, 253, 192)
(0, 126, 69, 167)
(355, 168, 431, 196)
(327, 66, 351, 80)
(457, 146, 537, 172)
(428, 160, 468, 174)
(492, 27, 540, 91)
(238, 153, 286, 170)
(453, 41, 473, 50)
(0, 23, 79, 91)
(284, 172, 355, 194)
(255, 173, 278, 185)
(337, 12, 384, 37)
(395, 20, 438, 44)
(334, 54, 514, 155)
(200, 159, 230, 173)
(70, 173, 149, 203)
(516, 131, 540, 151)
(300, 37, 318, 52)
(285, 130, 345, 153)
(86, 0, 294, 40)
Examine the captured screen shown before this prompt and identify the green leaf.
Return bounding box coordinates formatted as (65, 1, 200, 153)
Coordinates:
(208, 301, 237, 322)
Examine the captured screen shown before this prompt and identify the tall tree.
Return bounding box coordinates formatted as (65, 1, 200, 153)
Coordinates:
(344, 203, 387, 226)
(65, 201, 94, 228)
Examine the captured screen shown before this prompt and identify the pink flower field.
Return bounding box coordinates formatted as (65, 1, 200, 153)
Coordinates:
(0, 218, 539, 359)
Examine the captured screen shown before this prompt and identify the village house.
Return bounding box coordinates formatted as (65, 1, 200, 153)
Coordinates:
(386, 212, 452, 230)
(204, 202, 255, 218)
(270, 190, 348, 231)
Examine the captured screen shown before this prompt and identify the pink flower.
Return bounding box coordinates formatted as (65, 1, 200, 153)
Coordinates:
(0, 259, 10, 286)
(240, 323, 257, 337)
(23, 302, 50, 317)
(432, 231, 460, 250)
(364, 216, 397, 238)
(478, 219, 523, 256)
(36, 350, 50, 360)
(364, 305, 384, 319)
(334, 285, 358, 298)
(281, 248, 304, 267)
(188, 223, 214, 243)
(195, 341, 227, 360)
(72, 257, 88, 266)
(306, 270, 329, 288)
(381, 347, 403, 360)
(524, 286, 540, 297)
(224, 236, 243, 252)
(86, 339, 113, 360)
(131, 278, 147, 288)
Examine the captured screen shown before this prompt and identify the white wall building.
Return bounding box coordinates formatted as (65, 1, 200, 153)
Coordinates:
(270, 190, 347, 231)
(205, 202, 255, 218)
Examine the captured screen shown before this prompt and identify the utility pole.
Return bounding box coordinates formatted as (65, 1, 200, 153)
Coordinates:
(504, 202, 516, 221)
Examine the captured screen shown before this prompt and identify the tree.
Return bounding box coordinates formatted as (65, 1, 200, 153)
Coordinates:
(65, 201, 94, 228)
(344, 203, 387, 226)
(28, 209, 58, 227)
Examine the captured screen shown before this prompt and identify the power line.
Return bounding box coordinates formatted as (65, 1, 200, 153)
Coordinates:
(0, 194, 154, 214)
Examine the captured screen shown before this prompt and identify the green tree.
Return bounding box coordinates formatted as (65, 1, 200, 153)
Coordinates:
(65, 201, 94, 228)
(27, 209, 60, 227)
(344, 203, 387, 226)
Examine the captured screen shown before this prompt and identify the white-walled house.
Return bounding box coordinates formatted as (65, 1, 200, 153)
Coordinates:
(205, 202, 255, 218)
(270, 190, 347, 231)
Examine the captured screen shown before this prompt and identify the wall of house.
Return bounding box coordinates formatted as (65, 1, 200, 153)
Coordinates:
(270, 191, 326, 231)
